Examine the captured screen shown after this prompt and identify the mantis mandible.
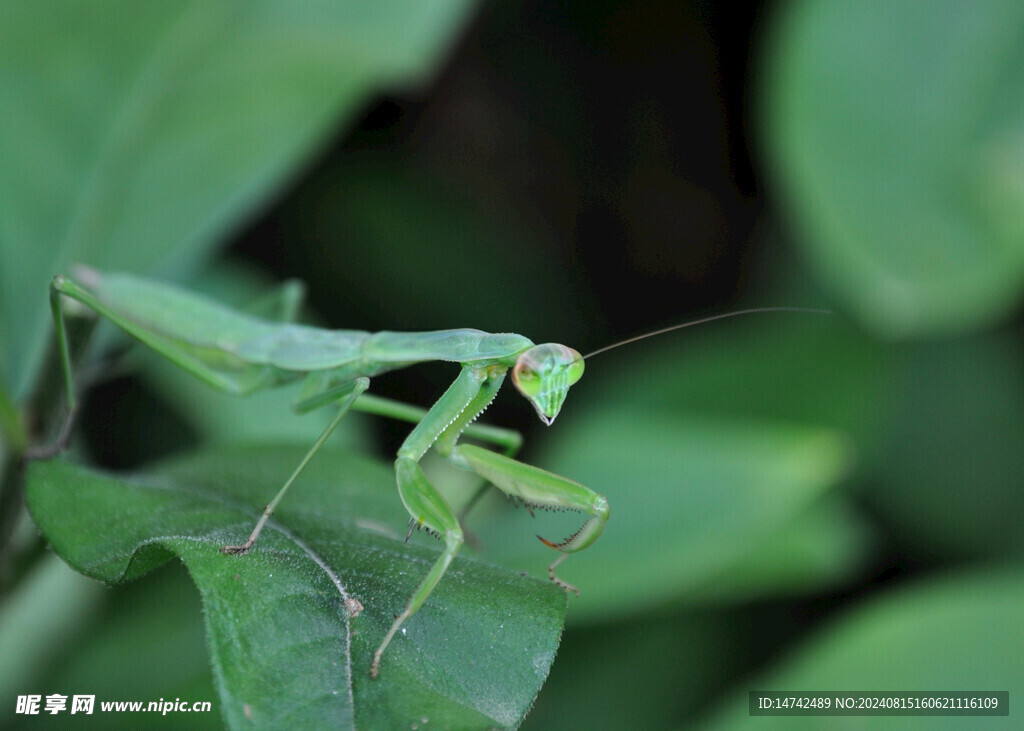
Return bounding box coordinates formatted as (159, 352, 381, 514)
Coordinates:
(42, 266, 824, 678)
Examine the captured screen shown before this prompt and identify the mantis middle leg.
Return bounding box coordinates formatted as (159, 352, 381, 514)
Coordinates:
(220, 376, 369, 555)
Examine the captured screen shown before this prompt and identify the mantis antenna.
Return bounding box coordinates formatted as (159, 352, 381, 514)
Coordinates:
(579, 307, 832, 361)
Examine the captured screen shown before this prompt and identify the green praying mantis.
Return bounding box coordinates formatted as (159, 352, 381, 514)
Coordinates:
(40, 266, 825, 678)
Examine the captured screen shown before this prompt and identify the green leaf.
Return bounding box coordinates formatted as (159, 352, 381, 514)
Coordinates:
(578, 314, 887, 445)
(25, 446, 564, 729)
(0, 554, 108, 706)
(763, 1, 1024, 337)
(866, 332, 1024, 558)
(0, 0, 479, 400)
(522, 610, 741, 731)
(703, 566, 1024, 728)
(0, 382, 26, 454)
(474, 412, 851, 624)
(685, 496, 875, 605)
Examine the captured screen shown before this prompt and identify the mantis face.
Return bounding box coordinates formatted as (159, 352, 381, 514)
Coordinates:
(510, 343, 584, 425)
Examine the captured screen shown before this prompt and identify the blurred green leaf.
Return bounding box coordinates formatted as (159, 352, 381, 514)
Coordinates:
(866, 332, 1024, 559)
(702, 566, 1024, 728)
(0, 0, 479, 400)
(473, 412, 851, 623)
(0, 384, 26, 454)
(26, 446, 564, 729)
(0, 554, 107, 709)
(577, 314, 887, 444)
(523, 610, 741, 731)
(686, 496, 875, 604)
(763, 1, 1024, 337)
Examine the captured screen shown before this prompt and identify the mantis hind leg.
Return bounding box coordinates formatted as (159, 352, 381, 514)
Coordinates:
(23, 279, 86, 459)
(220, 377, 369, 554)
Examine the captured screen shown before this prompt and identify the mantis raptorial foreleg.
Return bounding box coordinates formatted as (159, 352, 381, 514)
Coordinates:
(368, 365, 493, 676)
(349, 393, 524, 530)
(345, 392, 520, 549)
(369, 364, 609, 676)
(457, 445, 609, 592)
(348, 394, 523, 458)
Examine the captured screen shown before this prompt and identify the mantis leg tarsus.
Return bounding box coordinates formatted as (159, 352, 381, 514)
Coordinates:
(220, 533, 257, 556)
(220, 377, 369, 555)
(545, 552, 579, 595)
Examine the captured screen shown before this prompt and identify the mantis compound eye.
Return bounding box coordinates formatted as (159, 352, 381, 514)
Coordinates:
(511, 363, 541, 395)
(565, 356, 584, 386)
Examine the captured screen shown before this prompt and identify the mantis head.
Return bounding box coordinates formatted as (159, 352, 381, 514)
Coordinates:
(511, 344, 584, 425)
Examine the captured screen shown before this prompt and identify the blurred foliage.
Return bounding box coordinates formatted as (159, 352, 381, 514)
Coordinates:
(703, 566, 1024, 729)
(762, 1, 1024, 337)
(2, 0, 1023, 729)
